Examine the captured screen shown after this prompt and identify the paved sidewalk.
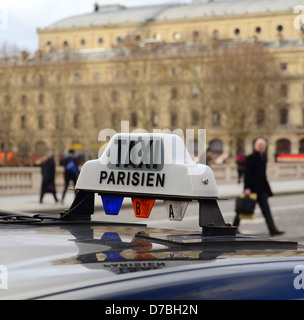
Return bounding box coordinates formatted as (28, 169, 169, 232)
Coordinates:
(0, 178, 302, 214)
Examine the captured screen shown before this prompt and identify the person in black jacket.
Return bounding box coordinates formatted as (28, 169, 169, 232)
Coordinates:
(40, 153, 58, 203)
(233, 138, 284, 236)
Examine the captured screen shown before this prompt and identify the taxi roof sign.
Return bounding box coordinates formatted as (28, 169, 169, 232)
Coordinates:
(76, 133, 219, 200)
(62, 133, 236, 236)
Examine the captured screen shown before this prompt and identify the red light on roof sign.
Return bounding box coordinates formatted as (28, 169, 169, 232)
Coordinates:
(132, 198, 155, 219)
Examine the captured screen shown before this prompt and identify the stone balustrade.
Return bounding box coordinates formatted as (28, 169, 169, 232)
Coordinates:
(0, 163, 303, 195)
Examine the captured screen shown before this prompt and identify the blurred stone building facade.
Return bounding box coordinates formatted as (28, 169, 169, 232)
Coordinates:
(1, 0, 304, 163)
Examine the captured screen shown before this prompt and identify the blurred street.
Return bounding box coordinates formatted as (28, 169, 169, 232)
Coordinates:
(0, 178, 303, 241)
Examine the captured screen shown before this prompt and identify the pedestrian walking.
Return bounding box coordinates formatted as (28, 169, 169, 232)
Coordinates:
(236, 151, 246, 183)
(61, 150, 79, 203)
(233, 138, 285, 236)
(40, 153, 58, 203)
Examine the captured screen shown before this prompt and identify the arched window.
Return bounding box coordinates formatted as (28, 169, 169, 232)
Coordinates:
(209, 139, 223, 156)
(276, 139, 291, 155)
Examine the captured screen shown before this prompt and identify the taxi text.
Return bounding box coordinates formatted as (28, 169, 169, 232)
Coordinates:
(100, 171, 165, 188)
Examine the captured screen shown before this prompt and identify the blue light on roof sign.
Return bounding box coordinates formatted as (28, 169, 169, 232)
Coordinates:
(102, 196, 124, 215)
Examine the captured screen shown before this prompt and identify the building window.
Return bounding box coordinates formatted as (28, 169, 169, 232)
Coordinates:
(234, 28, 240, 36)
(171, 68, 179, 77)
(39, 75, 45, 86)
(38, 115, 44, 129)
(276, 139, 290, 154)
(154, 33, 162, 40)
(191, 110, 199, 126)
(21, 95, 27, 106)
(151, 69, 158, 77)
(300, 139, 304, 153)
(74, 93, 81, 107)
(171, 88, 178, 100)
(20, 116, 26, 130)
(98, 38, 104, 45)
(279, 107, 288, 125)
(4, 95, 10, 106)
(132, 70, 139, 77)
(39, 93, 44, 105)
(151, 90, 158, 101)
(112, 70, 119, 79)
(212, 30, 219, 38)
(212, 111, 220, 126)
(280, 62, 288, 71)
(56, 74, 62, 82)
(131, 90, 138, 101)
(74, 114, 80, 128)
(209, 139, 223, 156)
(256, 109, 265, 126)
(111, 90, 119, 103)
(173, 32, 181, 40)
(63, 40, 69, 48)
(75, 73, 81, 81)
(80, 39, 86, 46)
(93, 72, 100, 81)
(192, 31, 199, 42)
(170, 112, 178, 127)
(55, 93, 61, 105)
(255, 26, 262, 34)
(130, 112, 137, 127)
(277, 25, 283, 32)
(117, 37, 122, 44)
(280, 83, 288, 97)
(151, 111, 159, 126)
(191, 87, 199, 99)
(111, 112, 117, 127)
(92, 91, 99, 104)
(257, 84, 264, 98)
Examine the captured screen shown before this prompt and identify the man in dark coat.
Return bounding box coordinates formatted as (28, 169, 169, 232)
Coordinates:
(40, 153, 58, 203)
(233, 138, 284, 236)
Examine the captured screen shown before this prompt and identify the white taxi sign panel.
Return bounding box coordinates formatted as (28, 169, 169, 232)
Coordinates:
(76, 133, 219, 200)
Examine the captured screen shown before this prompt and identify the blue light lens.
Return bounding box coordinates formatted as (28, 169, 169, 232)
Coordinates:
(102, 196, 124, 215)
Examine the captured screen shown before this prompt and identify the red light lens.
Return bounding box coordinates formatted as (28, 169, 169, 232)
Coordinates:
(132, 198, 155, 218)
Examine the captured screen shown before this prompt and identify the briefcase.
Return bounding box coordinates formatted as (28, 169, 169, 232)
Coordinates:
(235, 193, 257, 220)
